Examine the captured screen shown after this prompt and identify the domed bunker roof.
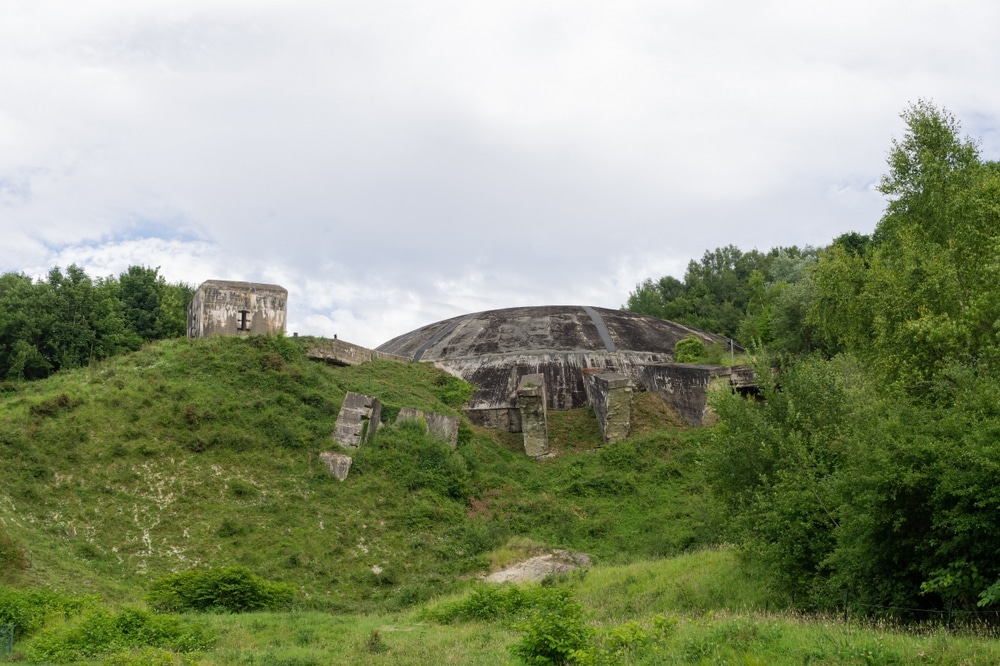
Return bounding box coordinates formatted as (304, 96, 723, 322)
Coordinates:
(376, 306, 738, 425)
(377, 305, 723, 362)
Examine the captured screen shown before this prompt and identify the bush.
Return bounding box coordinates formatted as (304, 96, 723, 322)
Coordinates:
(431, 373, 474, 408)
(0, 586, 95, 639)
(146, 567, 295, 613)
(673, 336, 706, 363)
(510, 588, 593, 665)
(423, 584, 565, 626)
(23, 607, 214, 663)
(28, 393, 83, 417)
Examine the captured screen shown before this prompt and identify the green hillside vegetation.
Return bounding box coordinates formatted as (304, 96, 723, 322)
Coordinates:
(0, 334, 717, 606)
(0, 333, 747, 662)
(3, 335, 999, 663)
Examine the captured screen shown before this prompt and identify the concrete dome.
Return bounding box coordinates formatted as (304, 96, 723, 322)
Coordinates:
(377, 305, 739, 427)
(376, 305, 724, 362)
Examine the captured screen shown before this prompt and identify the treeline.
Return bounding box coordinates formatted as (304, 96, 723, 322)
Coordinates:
(631, 101, 1000, 617)
(627, 243, 821, 355)
(0, 265, 193, 380)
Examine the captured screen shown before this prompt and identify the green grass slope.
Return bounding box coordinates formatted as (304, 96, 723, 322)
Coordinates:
(0, 335, 719, 613)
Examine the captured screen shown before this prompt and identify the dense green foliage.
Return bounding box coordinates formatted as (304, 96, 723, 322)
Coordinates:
(0, 264, 192, 380)
(423, 583, 571, 627)
(626, 244, 819, 346)
(671, 335, 706, 363)
(509, 588, 592, 665)
(690, 102, 1000, 620)
(147, 567, 295, 613)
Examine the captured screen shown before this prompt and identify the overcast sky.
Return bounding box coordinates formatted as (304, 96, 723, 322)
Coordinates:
(2, 1, 998, 347)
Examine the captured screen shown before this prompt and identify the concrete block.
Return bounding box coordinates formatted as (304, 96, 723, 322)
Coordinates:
(517, 373, 549, 457)
(319, 451, 353, 481)
(333, 392, 382, 449)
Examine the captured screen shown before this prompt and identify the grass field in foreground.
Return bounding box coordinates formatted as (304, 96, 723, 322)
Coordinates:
(8, 548, 1000, 665)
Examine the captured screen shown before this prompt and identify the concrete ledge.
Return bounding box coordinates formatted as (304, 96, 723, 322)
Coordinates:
(638, 364, 753, 426)
(465, 407, 522, 432)
(308, 338, 408, 366)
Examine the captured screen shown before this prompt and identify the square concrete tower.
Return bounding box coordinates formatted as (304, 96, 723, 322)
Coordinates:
(187, 280, 288, 339)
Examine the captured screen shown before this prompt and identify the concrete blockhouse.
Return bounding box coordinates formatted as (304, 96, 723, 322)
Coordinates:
(187, 280, 288, 339)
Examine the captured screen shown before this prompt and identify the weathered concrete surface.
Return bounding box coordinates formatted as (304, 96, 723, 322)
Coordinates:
(378, 305, 727, 361)
(187, 280, 287, 339)
(397, 407, 460, 449)
(465, 407, 522, 432)
(584, 370, 632, 444)
(318, 451, 352, 481)
(377, 306, 739, 416)
(333, 392, 382, 449)
(517, 374, 549, 457)
(307, 338, 408, 366)
(484, 550, 592, 583)
(376, 305, 754, 432)
(639, 364, 754, 426)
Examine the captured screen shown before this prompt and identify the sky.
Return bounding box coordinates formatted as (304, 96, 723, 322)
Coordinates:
(2, 1, 999, 348)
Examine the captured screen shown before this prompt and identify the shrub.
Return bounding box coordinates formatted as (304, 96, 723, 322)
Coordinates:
(364, 629, 389, 654)
(673, 336, 706, 363)
(432, 373, 474, 408)
(146, 567, 295, 613)
(424, 584, 563, 626)
(510, 588, 593, 665)
(28, 393, 82, 417)
(0, 586, 95, 639)
(23, 607, 214, 663)
(594, 614, 677, 662)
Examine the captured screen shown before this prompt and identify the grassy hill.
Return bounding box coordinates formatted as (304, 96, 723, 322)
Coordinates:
(5, 335, 1000, 664)
(0, 334, 718, 611)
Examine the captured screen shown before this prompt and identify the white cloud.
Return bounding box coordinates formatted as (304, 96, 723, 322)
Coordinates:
(1, 1, 998, 347)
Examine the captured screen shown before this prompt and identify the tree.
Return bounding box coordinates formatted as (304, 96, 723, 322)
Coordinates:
(119, 265, 164, 341)
(712, 104, 1000, 615)
(811, 102, 1000, 386)
(877, 100, 980, 247)
(0, 264, 192, 380)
